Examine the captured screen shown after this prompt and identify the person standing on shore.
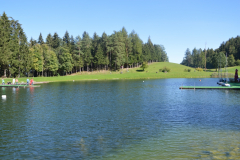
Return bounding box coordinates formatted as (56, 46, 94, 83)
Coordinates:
(30, 79, 33, 85)
(16, 79, 18, 85)
(2, 78, 5, 85)
(27, 78, 29, 85)
(13, 78, 15, 85)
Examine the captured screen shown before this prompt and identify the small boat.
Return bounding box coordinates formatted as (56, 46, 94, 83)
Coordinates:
(221, 83, 231, 87)
(217, 82, 224, 85)
(217, 52, 230, 87)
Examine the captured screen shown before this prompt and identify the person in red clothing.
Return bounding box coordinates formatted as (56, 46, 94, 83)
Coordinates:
(30, 79, 34, 85)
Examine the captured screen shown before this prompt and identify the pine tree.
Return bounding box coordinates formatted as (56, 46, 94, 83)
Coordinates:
(30, 44, 44, 75)
(0, 12, 12, 77)
(74, 35, 84, 72)
(38, 33, 44, 45)
(206, 49, 215, 69)
(130, 31, 142, 66)
(112, 31, 125, 70)
(46, 33, 53, 47)
(154, 45, 162, 62)
(52, 32, 60, 49)
(147, 36, 156, 63)
(100, 32, 109, 70)
(93, 44, 104, 71)
(9, 21, 29, 77)
(142, 43, 150, 63)
(121, 27, 133, 69)
(212, 51, 226, 70)
(192, 48, 198, 67)
(58, 46, 73, 75)
(42, 44, 58, 76)
(160, 45, 168, 62)
(92, 32, 100, 53)
(107, 35, 114, 70)
(70, 35, 75, 54)
(161, 52, 169, 62)
(63, 31, 70, 48)
(30, 38, 37, 47)
(82, 31, 92, 72)
(228, 54, 235, 67)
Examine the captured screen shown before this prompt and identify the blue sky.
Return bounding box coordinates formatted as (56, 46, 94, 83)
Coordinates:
(1, 0, 240, 63)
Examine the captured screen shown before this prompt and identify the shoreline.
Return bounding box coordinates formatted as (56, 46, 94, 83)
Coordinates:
(33, 77, 213, 84)
(2, 62, 238, 84)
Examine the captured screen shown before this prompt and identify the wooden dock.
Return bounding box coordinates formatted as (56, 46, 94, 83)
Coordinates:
(0, 84, 40, 87)
(179, 85, 240, 90)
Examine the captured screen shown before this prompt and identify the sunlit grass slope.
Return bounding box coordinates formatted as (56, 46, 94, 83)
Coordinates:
(135, 62, 213, 79)
(225, 66, 240, 73)
(2, 62, 226, 83)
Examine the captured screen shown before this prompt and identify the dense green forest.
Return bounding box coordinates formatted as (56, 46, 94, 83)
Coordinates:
(181, 36, 240, 69)
(0, 12, 168, 78)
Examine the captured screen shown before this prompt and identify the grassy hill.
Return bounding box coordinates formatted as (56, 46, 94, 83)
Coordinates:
(3, 62, 240, 83)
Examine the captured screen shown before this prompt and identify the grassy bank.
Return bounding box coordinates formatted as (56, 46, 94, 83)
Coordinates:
(2, 62, 240, 83)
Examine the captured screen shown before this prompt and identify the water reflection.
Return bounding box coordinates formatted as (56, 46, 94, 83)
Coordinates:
(0, 78, 240, 159)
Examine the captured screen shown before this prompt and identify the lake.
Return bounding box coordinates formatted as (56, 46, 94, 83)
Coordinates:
(1, 78, 240, 159)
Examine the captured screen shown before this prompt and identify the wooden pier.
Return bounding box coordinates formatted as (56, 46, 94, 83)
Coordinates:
(0, 84, 40, 87)
(179, 84, 240, 90)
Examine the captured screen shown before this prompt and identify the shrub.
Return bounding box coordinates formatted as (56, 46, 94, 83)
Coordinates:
(141, 62, 149, 71)
(161, 66, 170, 72)
(235, 59, 240, 66)
(195, 67, 203, 72)
(188, 69, 191, 72)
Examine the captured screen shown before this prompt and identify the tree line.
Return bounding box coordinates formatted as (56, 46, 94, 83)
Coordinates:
(0, 12, 168, 78)
(181, 36, 240, 69)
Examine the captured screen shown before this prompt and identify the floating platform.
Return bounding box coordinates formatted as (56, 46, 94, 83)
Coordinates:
(0, 84, 40, 87)
(179, 82, 240, 90)
(179, 86, 240, 90)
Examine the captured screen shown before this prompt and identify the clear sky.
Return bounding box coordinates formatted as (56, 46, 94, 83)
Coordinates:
(1, 0, 240, 63)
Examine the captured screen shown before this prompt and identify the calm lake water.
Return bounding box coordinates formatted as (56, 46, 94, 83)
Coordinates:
(1, 78, 240, 159)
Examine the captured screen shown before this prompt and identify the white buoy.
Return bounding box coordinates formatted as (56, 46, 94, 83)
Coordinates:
(143, 81, 144, 82)
(2, 95, 6, 99)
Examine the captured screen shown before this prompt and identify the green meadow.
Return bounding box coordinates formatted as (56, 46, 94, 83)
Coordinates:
(2, 62, 240, 83)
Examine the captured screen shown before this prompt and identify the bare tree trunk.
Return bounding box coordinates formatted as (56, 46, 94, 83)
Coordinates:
(4, 69, 6, 77)
(110, 51, 112, 71)
(9, 68, 11, 78)
(18, 66, 20, 78)
(79, 48, 81, 73)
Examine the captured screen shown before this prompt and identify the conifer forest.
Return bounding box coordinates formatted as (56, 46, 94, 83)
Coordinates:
(0, 12, 168, 78)
(181, 36, 240, 69)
